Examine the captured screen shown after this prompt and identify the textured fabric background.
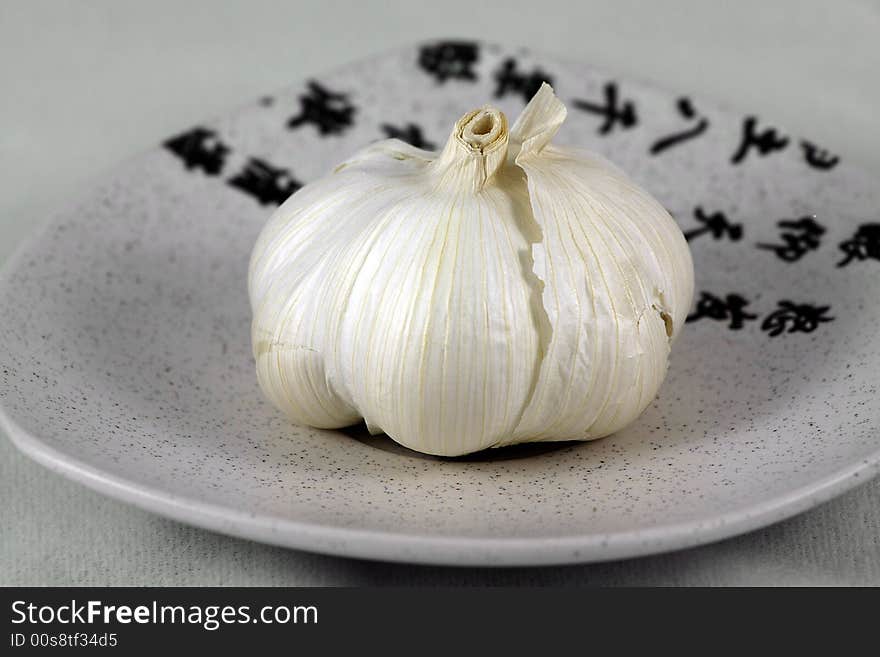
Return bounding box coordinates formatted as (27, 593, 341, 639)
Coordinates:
(2, 0, 879, 586)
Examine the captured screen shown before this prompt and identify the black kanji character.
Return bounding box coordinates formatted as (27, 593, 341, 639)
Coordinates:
(730, 116, 789, 164)
(163, 127, 229, 176)
(837, 223, 880, 267)
(761, 301, 833, 337)
(757, 216, 826, 262)
(492, 58, 552, 103)
(683, 206, 742, 242)
(418, 41, 479, 83)
(649, 97, 710, 155)
(381, 123, 435, 150)
(573, 82, 638, 135)
(228, 158, 301, 206)
(686, 292, 758, 330)
(800, 140, 839, 171)
(287, 81, 356, 136)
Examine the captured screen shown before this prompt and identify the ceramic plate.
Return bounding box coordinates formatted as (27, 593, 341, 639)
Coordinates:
(2, 42, 879, 566)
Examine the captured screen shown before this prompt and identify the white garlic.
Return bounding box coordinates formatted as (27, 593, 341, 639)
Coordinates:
(248, 83, 694, 457)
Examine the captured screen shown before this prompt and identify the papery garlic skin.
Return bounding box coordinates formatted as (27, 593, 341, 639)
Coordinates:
(249, 84, 694, 456)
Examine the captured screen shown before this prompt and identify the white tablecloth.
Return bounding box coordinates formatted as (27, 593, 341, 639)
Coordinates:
(2, 0, 878, 585)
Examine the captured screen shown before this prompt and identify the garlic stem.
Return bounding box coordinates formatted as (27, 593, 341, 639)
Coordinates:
(431, 106, 509, 193)
(460, 108, 505, 149)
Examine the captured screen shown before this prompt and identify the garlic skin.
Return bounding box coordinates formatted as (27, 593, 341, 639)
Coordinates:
(248, 84, 694, 456)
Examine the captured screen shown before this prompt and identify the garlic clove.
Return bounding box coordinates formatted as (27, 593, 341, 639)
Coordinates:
(329, 121, 543, 455)
(509, 84, 694, 442)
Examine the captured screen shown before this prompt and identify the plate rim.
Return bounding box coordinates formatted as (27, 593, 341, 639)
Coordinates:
(1, 41, 879, 567)
(3, 403, 878, 566)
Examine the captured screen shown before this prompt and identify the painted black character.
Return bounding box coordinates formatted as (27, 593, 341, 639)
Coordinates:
(757, 216, 826, 262)
(492, 58, 552, 103)
(800, 140, 839, 171)
(381, 123, 436, 150)
(649, 97, 710, 155)
(418, 41, 479, 83)
(686, 292, 758, 330)
(730, 116, 789, 164)
(163, 127, 229, 175)
(837, 223, 880, 267)
(761, 301, 833, 337)
(573, 82, 638, 135)
(287, 81, 356, 136)
(683, 206, 742, 242)
(228, 158, 301, 206)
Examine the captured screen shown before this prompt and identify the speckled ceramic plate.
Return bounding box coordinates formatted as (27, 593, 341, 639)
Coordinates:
(2, 42, 879, 566)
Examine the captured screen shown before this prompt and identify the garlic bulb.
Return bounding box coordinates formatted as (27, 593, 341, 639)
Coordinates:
(248, 83, 694, 457)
